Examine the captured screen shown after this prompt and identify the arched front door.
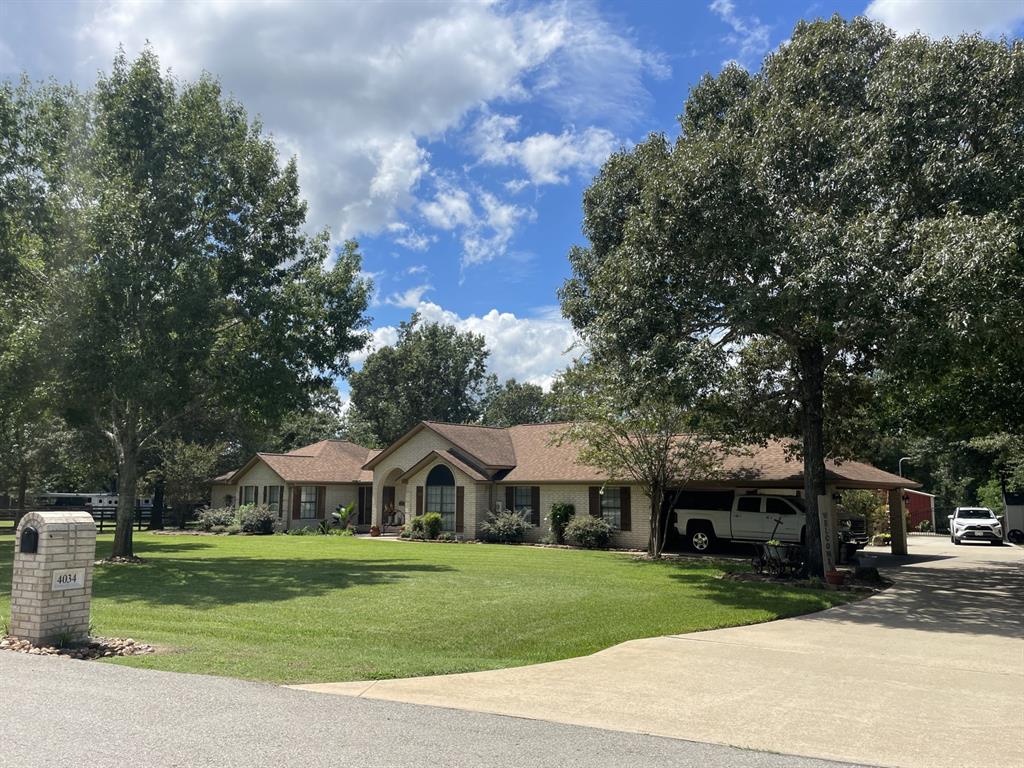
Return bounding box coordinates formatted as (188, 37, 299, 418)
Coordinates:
(425, 465, 456, 531)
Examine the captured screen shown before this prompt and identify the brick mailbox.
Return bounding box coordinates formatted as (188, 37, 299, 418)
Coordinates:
(11, 510, 97, 646)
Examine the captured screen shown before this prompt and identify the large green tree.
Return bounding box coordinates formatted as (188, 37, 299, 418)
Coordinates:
(480, 378, 553, 427)
(561, 18, 1024, 575)
(43, 51, 370, 557)
(348, 314, 489, 445)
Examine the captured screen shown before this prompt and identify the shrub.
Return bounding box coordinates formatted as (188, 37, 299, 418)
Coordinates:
(481, 510, 532, 544)
(237, 505, 276, 535)
(565, 515, 612, 549)
(917, 519, 933, 533)
(196, 506, 235, 531)
(328, 526, 355, 536)
(422, 512, 443, 540)
(332, 501, 356, 529)
(405, 515, 425, 534)
(548, 502, 575, 544)
(225, 524, 242, 535)
(436, 531, 457, 542)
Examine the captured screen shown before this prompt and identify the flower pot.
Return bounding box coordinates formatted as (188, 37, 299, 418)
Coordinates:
(369, 525, 381, 537)
(824, 569, 845, 586)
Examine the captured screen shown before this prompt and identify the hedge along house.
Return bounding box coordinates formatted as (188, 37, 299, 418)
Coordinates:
(363, 421, 919, 552)
(210, 440, 379, 531)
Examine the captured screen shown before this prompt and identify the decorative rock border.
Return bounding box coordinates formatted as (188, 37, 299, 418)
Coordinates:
(0, 635, 155, 660)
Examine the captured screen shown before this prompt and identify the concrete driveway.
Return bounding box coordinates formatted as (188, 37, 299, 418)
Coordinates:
(296, 536, 1024, 768)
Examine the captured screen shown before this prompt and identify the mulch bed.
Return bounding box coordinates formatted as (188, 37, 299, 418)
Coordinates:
(0, 635, 155, 660)
(723, 570, 892, 594)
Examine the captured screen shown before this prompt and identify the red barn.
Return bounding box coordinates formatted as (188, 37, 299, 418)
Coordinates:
(905, 489, 936, 531)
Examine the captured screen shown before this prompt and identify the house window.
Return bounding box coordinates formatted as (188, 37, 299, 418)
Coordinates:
(601, 487, 622, 530)
(300, 486, 318, 518)
(241, 485, 256, 505)
(425, 465, 456, 531)
(513, 486, 532, 517)
(266, 486, 281, 516)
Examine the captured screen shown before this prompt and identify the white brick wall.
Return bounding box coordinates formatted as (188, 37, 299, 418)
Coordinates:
(370, 428, 457, 528)
(499, 483, 650, 550)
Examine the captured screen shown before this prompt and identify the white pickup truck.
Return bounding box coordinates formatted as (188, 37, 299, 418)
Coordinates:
(673, 490, 807, 552)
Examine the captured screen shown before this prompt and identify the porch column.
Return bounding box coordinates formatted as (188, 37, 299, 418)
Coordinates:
(888, 488, 908, 555)
(371, 476, 383, 529)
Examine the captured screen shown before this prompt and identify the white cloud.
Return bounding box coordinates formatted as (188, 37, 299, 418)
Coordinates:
(419, 182, 534, 267)
(385, 284, 433, 309)
(387, 223, 434, 252)
(866, 0, 1024, 37)
(16, 0, 662, 244)
(420, 183, 476, 230)
(471, 113, 618, 185)
(355, 301, 578, 388)
(348, 325, 401, 368)
(404, 264, 429, 276)
(709, 0, 771, 67)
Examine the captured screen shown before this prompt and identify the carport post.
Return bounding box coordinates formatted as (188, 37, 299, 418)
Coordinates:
(888, 488, 908, 556)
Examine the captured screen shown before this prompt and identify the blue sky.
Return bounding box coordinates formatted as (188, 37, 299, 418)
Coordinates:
(2, 0, 1022, 397)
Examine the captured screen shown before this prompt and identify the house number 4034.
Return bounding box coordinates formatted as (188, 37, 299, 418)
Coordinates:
(51, 568, 86, 591)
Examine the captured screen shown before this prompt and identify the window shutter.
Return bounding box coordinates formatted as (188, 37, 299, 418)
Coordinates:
(620, 486, 631, 531)
(291, 487, 300, 520)
(456, 486, 464, 533)
(589, 487, 601, 518)
(530, 486, 541, 526)
(262, 486, 267, 504)
(505, 486, 514, 512)
(316, 486, 326, 518)
(416, 486, 423, 515)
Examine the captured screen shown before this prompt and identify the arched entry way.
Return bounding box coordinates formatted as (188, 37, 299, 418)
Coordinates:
(381, 467, 406, 531)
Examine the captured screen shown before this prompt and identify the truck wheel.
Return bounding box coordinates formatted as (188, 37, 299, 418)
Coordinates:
(688, 524, 715, 553)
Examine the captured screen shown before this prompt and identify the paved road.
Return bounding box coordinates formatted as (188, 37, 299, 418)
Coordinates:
(0, 651, 868, 768)
(298, 536, 1024, 768)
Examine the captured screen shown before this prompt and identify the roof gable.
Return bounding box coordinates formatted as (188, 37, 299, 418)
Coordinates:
(363, 421, 515, 471)
(228, 440, 374, 484)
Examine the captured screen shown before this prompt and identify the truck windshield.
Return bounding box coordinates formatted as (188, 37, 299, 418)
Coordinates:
(958, 509, 995, 519)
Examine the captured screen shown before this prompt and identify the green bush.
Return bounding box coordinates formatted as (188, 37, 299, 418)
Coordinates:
(565, 515, 612, 549)
(548, 502, 575, 544)
(917, 519, 933, 533)
(436, 531, 458, 542)
(237, 505, 276, 535)
(405, 515, 425, 534)
(422, 512, 443, 540)
(196, 506, 236, 531)
(481, 510, 532, 544)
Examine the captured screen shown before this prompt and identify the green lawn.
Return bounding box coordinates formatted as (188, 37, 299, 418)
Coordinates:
(0, 532, 849, 684)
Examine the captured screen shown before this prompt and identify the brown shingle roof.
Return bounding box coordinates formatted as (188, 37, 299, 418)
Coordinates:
(230, 440, 374, 484)
(421, 421, 516, 467)
(502, 424, 917, 489)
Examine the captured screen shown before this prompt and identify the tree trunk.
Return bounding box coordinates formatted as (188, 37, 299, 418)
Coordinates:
(797, 344, 828, 578)
(648, 483, 662, 558)
(14, 462, 28, 527)
(113, 438, 139, 559)
(149, 477, 165, 531)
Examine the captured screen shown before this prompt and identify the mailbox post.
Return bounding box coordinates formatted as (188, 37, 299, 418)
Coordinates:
(10, 511, 97, 646)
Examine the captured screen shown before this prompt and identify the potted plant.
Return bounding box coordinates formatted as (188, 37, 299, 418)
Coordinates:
(764, 538, 786, 559)
(825, 568, 845, 586)
(369, 525, 381, 537)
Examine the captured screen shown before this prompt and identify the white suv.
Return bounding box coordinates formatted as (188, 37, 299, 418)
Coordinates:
(949, 507, 1003, 545)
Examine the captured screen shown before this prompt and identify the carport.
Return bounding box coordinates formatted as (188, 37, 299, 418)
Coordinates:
(663, 441, 919, 556)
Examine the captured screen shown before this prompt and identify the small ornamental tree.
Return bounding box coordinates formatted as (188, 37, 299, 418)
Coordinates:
(555, 358, 737, 558)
